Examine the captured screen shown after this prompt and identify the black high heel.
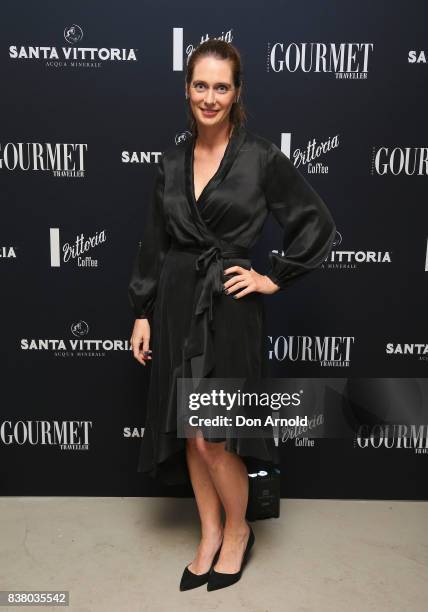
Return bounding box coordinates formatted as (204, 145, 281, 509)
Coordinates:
(207, 524, 255, 591)
(179, 537, 224, 591)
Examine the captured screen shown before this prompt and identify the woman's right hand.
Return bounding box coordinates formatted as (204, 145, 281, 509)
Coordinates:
(130, 318, 152, 366)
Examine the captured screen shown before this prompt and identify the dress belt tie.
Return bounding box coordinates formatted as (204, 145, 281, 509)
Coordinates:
(169, 240, 250, 379)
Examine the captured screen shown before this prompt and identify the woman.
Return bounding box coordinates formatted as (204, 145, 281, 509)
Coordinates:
(128, 40, 336, 591)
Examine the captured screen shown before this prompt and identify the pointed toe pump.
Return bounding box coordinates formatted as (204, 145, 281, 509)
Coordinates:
(207, 525, 255, 591)
(179, 540, 223, 591)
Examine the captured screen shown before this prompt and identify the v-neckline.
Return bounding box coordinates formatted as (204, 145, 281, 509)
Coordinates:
(190, 127, 235, 206)
(184, 124, 247, 239)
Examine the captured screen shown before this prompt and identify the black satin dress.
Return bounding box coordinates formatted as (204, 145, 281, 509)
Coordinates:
(128, 124, 336, 486)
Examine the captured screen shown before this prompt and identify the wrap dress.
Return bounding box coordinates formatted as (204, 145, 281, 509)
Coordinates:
(128, 124, 336, 486)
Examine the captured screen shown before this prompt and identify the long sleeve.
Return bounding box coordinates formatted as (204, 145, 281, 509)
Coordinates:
(263, 142, 336, 290)
(128, 156, 171, 319)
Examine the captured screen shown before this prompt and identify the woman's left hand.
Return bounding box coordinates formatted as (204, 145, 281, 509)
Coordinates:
(223, 266, 280, 298)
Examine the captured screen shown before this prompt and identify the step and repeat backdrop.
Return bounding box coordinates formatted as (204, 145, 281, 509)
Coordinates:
(1, 1, 427, 498)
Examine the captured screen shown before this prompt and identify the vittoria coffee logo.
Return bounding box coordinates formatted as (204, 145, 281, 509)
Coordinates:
(267, 42, 374, 78)
(354, 424, 428, 455)
(172, 27, 234, 71)
(280, 412, 324, 447)
(8, 24, 138, 69)
(0, 420, 92, 450)
(0, 142, 88, 176)
(49, 227, 106, 268)
(20, 321, 131, 358)
(268, 336, 354, 367)
(319, 230, 392, 270)
(386, 343, 428, 361)
(371, 146, 428, 176)
(280, 132, 339, 173)
(0, 246, 17, 259)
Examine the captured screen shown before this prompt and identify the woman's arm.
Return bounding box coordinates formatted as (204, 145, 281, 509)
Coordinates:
(128, 156, 171, 320)
(263, 142, 336, 290)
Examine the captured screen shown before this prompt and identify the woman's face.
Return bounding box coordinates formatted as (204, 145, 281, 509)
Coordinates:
(187, 56, 238, 130)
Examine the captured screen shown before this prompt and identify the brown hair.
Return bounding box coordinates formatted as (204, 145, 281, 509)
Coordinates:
(185, 39, 247, 136)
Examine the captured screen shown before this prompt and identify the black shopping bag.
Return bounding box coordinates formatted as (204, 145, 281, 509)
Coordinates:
(245, 465, 280, 521)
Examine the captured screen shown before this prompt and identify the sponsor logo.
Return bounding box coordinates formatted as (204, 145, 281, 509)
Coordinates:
(268, 335, 354, 366)
(0, 246, 17, 259)
(386, 343, 428, 361)
(267, 42, 373, 78)
(408, 49, 428, 64)
(371, 146, 428, 176)
(280, 132, 340, 174)
(0, 142, 88, 176)
(172, 27, 234, 71)
(354, 424, 428, 455)
(49, 228, 106, 267)
(0, 420, 92, 450)
(20, 321, 130, 358)
(123, 427, 145, 438)
(8, 25, 138, 69)
(320, 230, 392, 269)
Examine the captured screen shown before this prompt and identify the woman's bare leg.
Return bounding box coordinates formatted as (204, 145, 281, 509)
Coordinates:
(185, 435, 224, 574)
(195, 438, 251, 574)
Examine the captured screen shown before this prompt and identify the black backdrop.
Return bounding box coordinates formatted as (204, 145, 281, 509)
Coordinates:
(1, 0, 427, 499)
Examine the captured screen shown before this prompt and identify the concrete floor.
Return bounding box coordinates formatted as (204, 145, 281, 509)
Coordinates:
(0, 497, 427, 612)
